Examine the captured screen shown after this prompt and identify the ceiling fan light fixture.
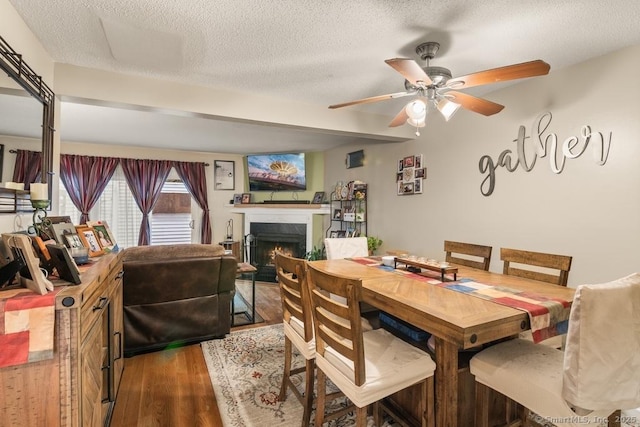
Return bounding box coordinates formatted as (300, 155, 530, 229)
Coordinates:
(405, 99, 427, 121)
(437, 98, 461, 121)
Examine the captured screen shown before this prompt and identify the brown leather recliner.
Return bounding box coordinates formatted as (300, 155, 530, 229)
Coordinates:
(122, 244, 237, 357)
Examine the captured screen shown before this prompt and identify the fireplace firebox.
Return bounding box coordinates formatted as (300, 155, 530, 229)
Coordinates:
(248, 223, 306, 282)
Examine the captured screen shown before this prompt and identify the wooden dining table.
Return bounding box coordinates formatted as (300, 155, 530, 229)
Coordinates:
(308, 259, 576, 427)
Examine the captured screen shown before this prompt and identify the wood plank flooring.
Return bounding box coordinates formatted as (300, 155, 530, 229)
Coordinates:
(110, 280, 282, 427)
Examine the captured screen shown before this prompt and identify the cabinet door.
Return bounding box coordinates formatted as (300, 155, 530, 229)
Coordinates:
(111, 271, 124, 394)
(81, 317, 104, 427)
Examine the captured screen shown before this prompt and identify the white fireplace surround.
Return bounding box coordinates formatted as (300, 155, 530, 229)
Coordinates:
(231, 206, 330, 253)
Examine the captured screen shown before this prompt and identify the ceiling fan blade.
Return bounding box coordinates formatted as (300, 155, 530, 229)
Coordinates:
(385, 58, 433, 86)
(446, 91, 504, 116)
(329, 91, 414, 109)
(388, 107, 409, 127)
(446, 60, 550, 90)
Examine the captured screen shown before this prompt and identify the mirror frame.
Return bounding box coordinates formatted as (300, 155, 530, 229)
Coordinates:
(0, 35, 55, 196)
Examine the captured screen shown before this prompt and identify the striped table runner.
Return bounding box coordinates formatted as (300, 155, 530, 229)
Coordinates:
(348, 257, 570, 343)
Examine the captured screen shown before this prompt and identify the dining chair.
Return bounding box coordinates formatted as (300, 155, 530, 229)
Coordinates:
(306, 262, 436, 427)
(323, 236, 376, 322)
(444, 240, 492, 271)
(324, 236, 369, 259)
(470, 272, 640, 427)
(500, 247, 572, 286)
(274, 252, 315, 427)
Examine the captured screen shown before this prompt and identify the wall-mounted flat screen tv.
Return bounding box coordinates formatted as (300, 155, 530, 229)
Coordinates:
(247, 153, 306, 191)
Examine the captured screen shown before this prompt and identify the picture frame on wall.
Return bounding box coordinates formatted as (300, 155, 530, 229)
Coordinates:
(214, 160, 235, 190)
(403, 155, 415, 168)
(414, 179, 423, 194)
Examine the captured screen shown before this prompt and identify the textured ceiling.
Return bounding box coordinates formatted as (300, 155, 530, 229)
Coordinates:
(4, 0, 640, 153)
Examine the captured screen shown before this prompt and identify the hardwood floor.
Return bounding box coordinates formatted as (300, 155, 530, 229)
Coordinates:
(110, 280, 282, 427)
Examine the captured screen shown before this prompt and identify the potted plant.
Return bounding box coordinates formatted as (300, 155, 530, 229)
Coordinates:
(367, 236, 383, 255)
(305, 245, 325, 261)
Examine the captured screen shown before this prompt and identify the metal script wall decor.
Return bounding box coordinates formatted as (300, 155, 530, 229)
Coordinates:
(478, 112, 612, 196)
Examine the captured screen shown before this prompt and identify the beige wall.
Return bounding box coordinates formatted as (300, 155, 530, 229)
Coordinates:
(324, 44, 640, 287)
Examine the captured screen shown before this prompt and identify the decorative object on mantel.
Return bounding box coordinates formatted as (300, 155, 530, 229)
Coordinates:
(397, 154, 425, 195)
(478, 112, 613, 196)
(312, 191, 326, 204)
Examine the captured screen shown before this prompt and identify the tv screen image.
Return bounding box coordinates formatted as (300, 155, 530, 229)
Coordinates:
(247, 153, 306, 191)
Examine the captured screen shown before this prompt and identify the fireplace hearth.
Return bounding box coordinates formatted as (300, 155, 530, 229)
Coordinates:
(248, 223, 306, 282)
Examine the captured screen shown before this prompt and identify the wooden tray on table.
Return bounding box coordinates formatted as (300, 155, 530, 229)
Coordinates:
(394, 257, 458, 281)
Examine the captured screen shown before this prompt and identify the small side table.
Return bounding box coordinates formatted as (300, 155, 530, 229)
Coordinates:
(232, 262, 257, 325)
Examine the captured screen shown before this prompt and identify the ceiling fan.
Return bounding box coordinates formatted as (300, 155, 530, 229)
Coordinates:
(329, 42, 550, 135)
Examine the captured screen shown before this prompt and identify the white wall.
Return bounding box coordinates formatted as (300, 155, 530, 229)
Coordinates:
(324, 44, 640, 287)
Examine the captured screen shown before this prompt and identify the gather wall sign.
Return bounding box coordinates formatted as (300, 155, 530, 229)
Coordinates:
(478, 112, 612, 196)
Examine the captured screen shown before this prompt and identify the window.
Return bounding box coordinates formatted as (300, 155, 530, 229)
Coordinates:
(150, 180, 193, 245)
(59, 166, 199, 248)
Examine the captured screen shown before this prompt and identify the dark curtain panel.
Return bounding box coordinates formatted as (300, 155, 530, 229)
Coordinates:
(121, 158, 172, 246)
(12, 149, 42, 190)
(59, 154, 120, 224)
(173, 161, 212, 244)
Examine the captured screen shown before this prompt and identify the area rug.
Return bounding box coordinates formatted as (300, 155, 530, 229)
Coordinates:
(201, 323, 389, 426)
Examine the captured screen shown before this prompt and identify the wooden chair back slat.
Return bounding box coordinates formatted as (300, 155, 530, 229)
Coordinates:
(444, 240, 492, 271)
(500, 248, 572, 286)
(306, 262, 366, 386)
(275, 252, 313, 342)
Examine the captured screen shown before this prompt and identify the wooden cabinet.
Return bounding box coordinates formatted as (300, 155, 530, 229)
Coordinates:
(0, 252, 124, 427)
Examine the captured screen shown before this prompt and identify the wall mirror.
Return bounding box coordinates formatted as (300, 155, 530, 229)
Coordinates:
(0, 35, 55, 197)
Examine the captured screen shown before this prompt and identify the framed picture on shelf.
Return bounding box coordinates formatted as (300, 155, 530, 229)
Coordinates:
(336, 230, 347, 238)
(46, 244, 81, 285)
(330, 230, 338, 238)
(233, 193, 243, 204)
(312, 191, 326, 204)
(214, 160, 235, 190)
(50, 222, 79, 246)
(87, 220, 117, 252)
(241, 193, 252, 204)
(333, 209, 342, 220)
(76, 226, 104, 257)
(2, 233, 52, 294)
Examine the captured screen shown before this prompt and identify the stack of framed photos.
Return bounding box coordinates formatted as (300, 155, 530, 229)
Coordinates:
(30, 217, 119, 285)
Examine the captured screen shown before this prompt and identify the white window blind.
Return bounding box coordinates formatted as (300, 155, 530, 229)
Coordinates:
(58, 166, 142, 249)
(150, 181, 192, 245)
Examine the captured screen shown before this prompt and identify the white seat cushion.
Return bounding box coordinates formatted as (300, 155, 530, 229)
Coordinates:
(283, 316, 315, 359)
(316, 328, 435, 408)
(471, 339, 615, 426)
